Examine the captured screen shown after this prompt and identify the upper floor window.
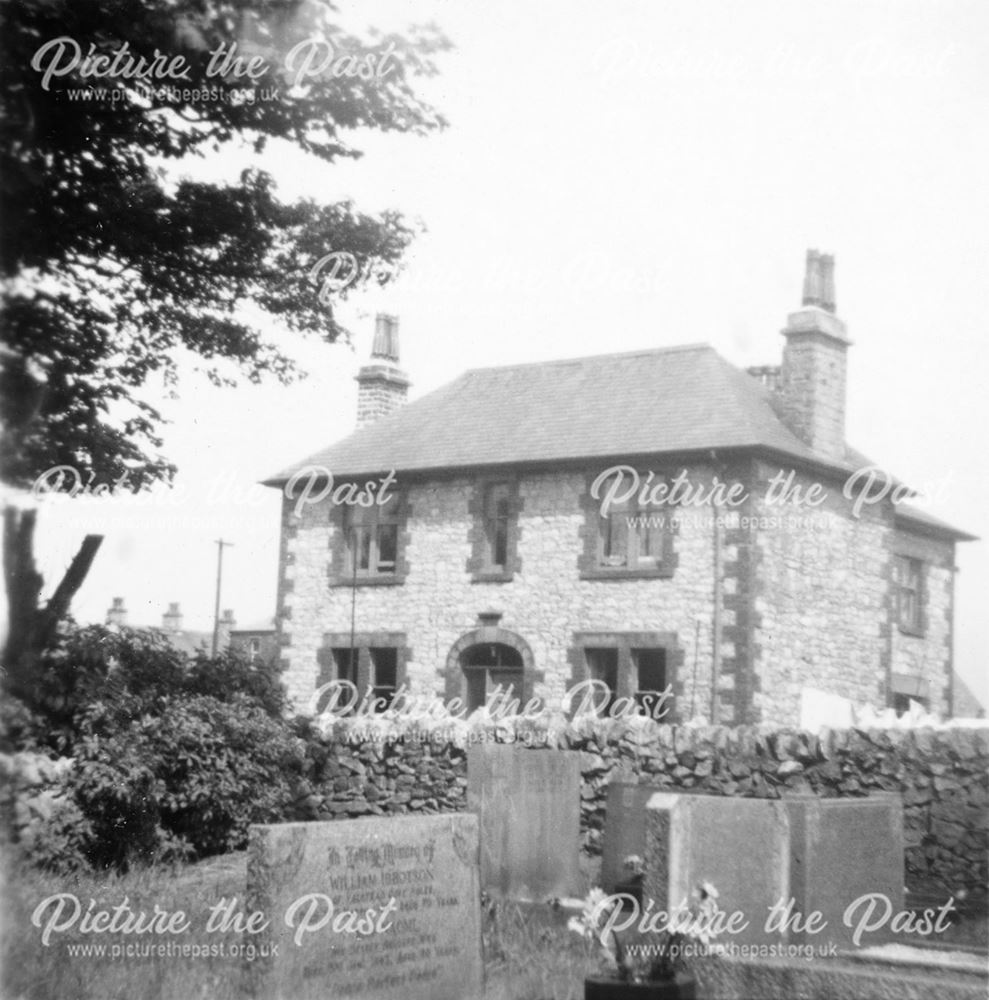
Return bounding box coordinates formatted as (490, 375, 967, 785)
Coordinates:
(895, 555, 923, 634)
(348, 500, 398, 576)
(468, 480, 520, 581)
(331, 492, 407, 585)
(599, 500, 667, 570)
(580, 475, 676, 580)
(485, 483, 511, 570)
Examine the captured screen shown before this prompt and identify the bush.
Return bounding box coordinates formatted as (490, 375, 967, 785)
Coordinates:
(70, 693, 305, 866)
(0, 751, 91, 873)
(4, 623, 305, 871)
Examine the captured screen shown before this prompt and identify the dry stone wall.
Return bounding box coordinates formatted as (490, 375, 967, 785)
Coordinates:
(291, 723, 989, 903)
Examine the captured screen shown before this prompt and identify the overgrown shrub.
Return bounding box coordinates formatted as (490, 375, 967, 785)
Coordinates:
(3, 622, 304, 871)
(71, 693, 305, 867)
(0, 751, 91, 872)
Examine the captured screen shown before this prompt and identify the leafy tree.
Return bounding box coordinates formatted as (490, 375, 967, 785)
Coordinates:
(0, 0, 448, 678)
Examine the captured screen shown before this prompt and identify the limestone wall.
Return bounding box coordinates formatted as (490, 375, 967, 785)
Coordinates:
(292, 723, 989, 903)
(279, 468, 719, 717)
(277, 460, 959, 725)
(749, 461, 891, 724)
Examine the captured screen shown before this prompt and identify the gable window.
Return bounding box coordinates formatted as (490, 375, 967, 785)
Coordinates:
(895, 555, 923, 634)
(467, 480, 521, 581)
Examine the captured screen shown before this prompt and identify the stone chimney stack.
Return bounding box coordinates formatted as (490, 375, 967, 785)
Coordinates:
(105, 597, 127, 628)
(162, 602, 183, 632)
(355, 314, 410, 428)
(778, 250, 850, 461)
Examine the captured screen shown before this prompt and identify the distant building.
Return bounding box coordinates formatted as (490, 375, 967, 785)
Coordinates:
(229, 620, 279, 667)
(103, 599, 237, 658)
(265, 254, 976, 724)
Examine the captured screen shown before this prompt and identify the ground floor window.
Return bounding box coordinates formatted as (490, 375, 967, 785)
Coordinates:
(570, 632, 679, 721)
(319, 633, 408, 713)
(631, 647, 668, 716)
(893, 693, 929, 717)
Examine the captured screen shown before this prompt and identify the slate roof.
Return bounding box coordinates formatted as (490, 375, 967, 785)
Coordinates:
(264, 343, 974, 541)
(895, 504, 977, 541)
(267, 344, 840, 481)
(152, 628, 213, 657)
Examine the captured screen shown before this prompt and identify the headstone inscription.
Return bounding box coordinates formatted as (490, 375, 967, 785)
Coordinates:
(244, 814, 483, 1000)
(467, 745, 581, 900)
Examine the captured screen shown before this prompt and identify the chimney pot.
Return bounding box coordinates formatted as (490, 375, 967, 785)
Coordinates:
(106, 597, 128, 627)
(162, 602, 183, 632)
(355, 314, 410, 428)
(371, 313, 400, 361)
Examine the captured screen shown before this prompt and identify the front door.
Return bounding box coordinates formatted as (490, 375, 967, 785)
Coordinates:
(461, 642, 524, 712)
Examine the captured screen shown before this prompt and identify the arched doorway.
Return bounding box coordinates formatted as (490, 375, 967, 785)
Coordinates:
(445, 625, 537, 713)
(461, 641, 524, 712)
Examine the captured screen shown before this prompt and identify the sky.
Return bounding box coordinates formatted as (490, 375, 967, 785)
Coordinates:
(15, 0, 989, 704)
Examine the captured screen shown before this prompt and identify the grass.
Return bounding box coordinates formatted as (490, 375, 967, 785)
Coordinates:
(2, 851, 985, 1000)
(0, 851, 595, 1000)
(1, 853, 249, 1000)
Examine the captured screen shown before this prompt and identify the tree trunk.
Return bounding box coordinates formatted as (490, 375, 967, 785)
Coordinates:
(2, 503, 102, 698)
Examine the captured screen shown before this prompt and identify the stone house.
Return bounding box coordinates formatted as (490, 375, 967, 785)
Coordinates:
(265, 253, 973, 725)
(228, 619, 279, 668)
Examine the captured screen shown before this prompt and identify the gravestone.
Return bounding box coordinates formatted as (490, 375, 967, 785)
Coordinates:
(785, 795, 905, 948)
(643, 793, 908, 950)
(244, 814, 482, 1000)
(600, 780, 663, 891)
(644, 793, 792, 946)
(467, 745, 580, 900)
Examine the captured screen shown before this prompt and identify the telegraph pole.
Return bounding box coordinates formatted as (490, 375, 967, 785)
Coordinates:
(211, 538, 233, 656)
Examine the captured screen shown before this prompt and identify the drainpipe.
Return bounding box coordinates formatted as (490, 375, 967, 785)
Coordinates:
(711, 504, 723, 725)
